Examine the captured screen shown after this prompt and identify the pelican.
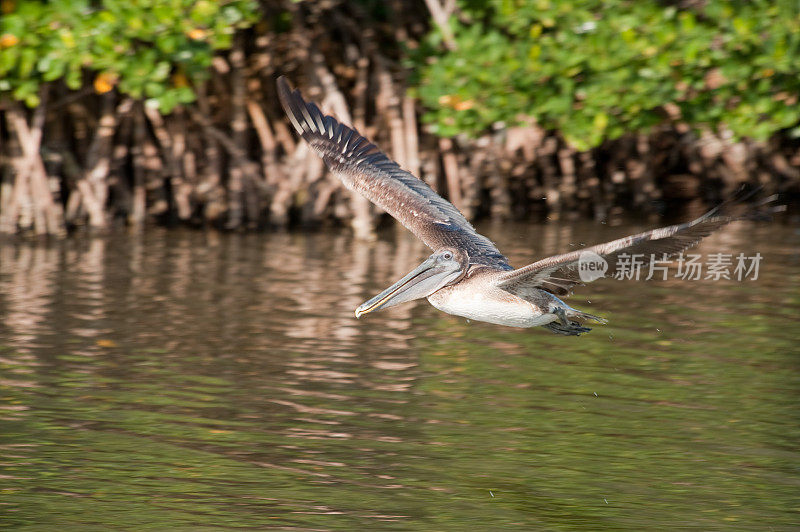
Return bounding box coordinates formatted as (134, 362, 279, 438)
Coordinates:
(277, 76, 773, 335)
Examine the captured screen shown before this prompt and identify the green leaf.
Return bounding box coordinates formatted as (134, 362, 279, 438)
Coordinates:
(412, 0, 800, 148)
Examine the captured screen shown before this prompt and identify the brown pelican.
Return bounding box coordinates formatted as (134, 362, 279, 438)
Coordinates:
(277, 76, 773, 335)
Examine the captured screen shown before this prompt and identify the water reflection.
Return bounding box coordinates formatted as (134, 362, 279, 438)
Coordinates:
(0, 221, 798, 529)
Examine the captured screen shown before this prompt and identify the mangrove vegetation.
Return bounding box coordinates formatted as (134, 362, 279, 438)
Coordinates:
(0, 0, 798, 237)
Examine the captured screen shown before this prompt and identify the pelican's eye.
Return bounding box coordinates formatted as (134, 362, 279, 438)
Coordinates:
(442, 251, 453, 260)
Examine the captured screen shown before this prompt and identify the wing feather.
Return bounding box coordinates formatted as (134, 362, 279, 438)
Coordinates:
(277, 76, 509, 268)
(497, 199, 775, 297)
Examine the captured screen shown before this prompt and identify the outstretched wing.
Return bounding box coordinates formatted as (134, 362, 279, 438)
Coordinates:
(496, 197, 777, 297)
(277, 76, 509, 268)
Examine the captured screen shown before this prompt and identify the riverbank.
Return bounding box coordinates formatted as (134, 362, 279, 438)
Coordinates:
(1, 1, 798, 237)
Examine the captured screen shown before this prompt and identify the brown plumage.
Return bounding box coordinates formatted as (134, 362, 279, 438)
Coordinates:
(497, 209, 743, 296)
(277, 76, 777, 335)
(277, 76, 509, 269)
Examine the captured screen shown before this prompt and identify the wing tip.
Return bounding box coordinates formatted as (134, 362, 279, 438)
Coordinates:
(700, 186, 784, 224)
(276, 75, 293, 117)
(276, 75, 312, 137)
(275, 75, 372, 160)
(276, 75, 289, 94)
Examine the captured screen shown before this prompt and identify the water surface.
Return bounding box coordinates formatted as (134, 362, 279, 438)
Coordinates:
(1, 220, 798, 529)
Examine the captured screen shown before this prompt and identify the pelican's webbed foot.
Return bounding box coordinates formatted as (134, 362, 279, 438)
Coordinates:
(544, 320, 592, 336)
(553, 307, 570, 326)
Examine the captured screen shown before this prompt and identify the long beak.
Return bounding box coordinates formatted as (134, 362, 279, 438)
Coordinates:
(355, 257, 453, 318)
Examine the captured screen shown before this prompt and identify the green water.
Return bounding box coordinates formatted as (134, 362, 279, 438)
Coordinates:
(1, 220, 798, 529)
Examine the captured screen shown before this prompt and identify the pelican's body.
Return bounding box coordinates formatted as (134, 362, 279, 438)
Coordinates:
(428, 268, 560, 328)
(278, 76, 773, 336)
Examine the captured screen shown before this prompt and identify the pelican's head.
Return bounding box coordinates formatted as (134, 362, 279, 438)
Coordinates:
(355, 248, 467, 318)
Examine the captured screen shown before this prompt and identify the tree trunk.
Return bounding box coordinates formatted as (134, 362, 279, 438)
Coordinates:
(3, 98, 65, 236)
(227, 34, 251, 229)
(439, 137, 462, 211)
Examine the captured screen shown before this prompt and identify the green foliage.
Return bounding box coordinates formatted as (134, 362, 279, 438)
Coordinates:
(0, 0, 259, 111)
(413, 0, 800, 149)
